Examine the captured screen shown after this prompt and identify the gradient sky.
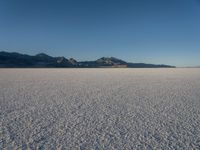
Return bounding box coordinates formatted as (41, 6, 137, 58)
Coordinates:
(0, 0, 200, 67)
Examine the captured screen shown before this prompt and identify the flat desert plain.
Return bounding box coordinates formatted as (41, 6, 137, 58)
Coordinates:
(0, 68, 200, 149)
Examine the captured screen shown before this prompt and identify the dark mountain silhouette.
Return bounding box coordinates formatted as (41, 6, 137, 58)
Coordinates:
(0, 51, 175, 68)
(0, 51, 74, 68)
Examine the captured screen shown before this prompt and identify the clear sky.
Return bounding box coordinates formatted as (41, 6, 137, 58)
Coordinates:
(0, 0, 200, 67)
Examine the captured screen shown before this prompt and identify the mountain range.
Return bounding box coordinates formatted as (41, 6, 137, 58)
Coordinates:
(0, 51, 175, 68)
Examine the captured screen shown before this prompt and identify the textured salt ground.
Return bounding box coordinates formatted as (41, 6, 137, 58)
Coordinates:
(0, 68, 200, 149)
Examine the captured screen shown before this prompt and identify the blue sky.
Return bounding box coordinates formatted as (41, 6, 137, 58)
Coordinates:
(0, 0, 200, 66)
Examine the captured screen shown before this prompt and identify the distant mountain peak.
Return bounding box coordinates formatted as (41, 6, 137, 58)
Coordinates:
(97, 57, 121, 61)
(35, 53, 52, 58)
(96, 57, 127, 66)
